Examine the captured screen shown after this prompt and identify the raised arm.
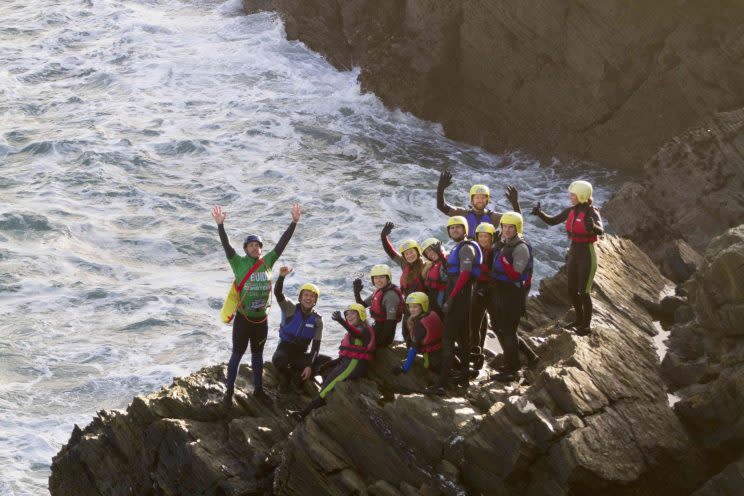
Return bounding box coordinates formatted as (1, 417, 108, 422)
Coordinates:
(505, 185, 521, 213)
(273, 203, 301, 258)
(531, 203, 571, 226)
(380, 222, 401, 261)
(211, 206, 236, 259)
(436, 169, 456, 215)
(274, 266, 293, 303)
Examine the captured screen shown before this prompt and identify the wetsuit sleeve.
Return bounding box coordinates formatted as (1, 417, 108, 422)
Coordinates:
(401, 347, 417, 373)
(274, 274, 286, 303)
(510, 243, 531, 276)
(338, 319, 365, 338)
(309, 315, 323, 365)
(382, 290, 402, 320)
(588, 207, 604, 236)
(449, 244, 475, 299)
(359, 293, 372, 307)
(272, 221, 297, 258)
(381, 235, 405, 266)
(382, 320, 397, 340)
(536, 207, 571, 226)
(217, 224, 237, 260)
(411, 321, 426, 348)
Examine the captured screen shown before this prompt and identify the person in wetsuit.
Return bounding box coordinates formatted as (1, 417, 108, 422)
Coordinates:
(425, 216, 482, 396)
(392, 292, 444, 375)
(436, 169, 521, 238)
(271, 266, 325, 394)
(211, 203, 301, 407)
(531, 180, 603, 336)
(471, 222, 539, 371)
(295, 303, 375, 419)
(380, 222, 430, 346)
(353, 264, 404, 348)
(420, 237, 448, 317)
(490, 212, 536, 382)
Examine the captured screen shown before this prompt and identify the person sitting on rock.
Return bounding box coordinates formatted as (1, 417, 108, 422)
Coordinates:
(392, 292, 444, 375)
(421, 237, 448, 317)
(472, 222, 539, 371)
(531, 181, 603, 336)
(295, 303, 376, 419)
(211, 203, 301, 407)
(436, 168, 521, 239)
(425, 216, 482, 396)
(491, 212, 536, 382)
(353, 264, 404, 348)
(380, 222, 430, 346)
(271, 266, 325, 394)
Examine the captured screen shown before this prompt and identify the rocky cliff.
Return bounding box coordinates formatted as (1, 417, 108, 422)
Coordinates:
(242, 0, 744, 170)
(50, 236, 716, 495)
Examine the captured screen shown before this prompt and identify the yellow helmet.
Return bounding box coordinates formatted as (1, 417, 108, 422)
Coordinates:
(469, 184, 490, 200)
(299, 283, 320, 301)
(447, 216, 469, 236)
(398, 239, 420, 256)
(345, 303, 367, 322)
(405, 291, 429, 313)
(475, 222, 496, 236)
(369, 264, 392, 284)
(500, 211, 524, 235)
(569, 180, 593, 204)
(421, 237, 442, 253)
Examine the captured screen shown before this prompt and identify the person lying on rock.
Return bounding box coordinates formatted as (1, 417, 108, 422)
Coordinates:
(392, 292, 444, 375)
(491, 212, 537, 382)
(295, 303, 376, 420)
(425, 216, 482, 396)
(271, 266, 328, 395)
(353, 264, 404, 348)
(211, 203, 301, 407)
(531, 181, 603, 336)
(380, 222, 430, 346)
(420, 237, 448, 317)
(472, 222, 539, 373)
(436, 168, 521, 240)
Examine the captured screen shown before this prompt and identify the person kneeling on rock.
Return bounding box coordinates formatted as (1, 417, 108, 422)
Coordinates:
(392, 292, 444, 375)
(295, 303, 376, 420)
(271, 266, 325, 394)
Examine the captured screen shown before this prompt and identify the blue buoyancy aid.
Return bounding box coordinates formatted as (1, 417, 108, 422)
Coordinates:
(466, 209, 492, 239)
(491, 239, 534, 288)
(279, 303, 318, 348)
(446, 239, 483, 278)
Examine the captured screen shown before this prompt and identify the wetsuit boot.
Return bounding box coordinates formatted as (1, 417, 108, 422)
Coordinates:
(295, 396, 326, 420)
(575, 293, 593, 336)
(565, 292, 584, 329)
(222, 386, 234, 409)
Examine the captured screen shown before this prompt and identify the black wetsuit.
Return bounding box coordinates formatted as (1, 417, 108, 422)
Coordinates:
(535, 203, 603, 328)
(219, 222, 295, 391)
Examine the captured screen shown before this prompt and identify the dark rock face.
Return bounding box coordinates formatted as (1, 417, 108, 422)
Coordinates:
(50, 236, 712, 495)
(242, 0, 744, 170)
(661, 225, 744, 492)
(604, 108, 744, 266)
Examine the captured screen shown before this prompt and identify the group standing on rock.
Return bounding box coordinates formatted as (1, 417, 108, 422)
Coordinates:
(210, 168, 603, 413)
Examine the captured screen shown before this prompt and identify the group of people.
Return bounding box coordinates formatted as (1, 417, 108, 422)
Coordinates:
(211, 168, 603, 416)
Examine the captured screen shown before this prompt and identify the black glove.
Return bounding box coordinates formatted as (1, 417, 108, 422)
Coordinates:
(381, 221, 394, 238)
(530, 202, 542, 216)
(505, 185, 519, 208)
(438, 169, 453, 191)
(331, 311, 344, 324)
(353, 278, 363, 294)
(391, 365, 404, 376)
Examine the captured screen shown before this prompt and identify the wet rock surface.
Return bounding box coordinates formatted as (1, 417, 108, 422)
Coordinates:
(50, 236, 714, 495)
(242, 0, 744, 170)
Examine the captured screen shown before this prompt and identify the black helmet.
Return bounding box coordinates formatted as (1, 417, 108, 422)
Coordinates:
(243, 234, 263, 248)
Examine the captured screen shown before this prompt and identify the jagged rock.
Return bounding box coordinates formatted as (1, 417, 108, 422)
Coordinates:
(604, 109, 744, 263)
(243, 0, 744, 170)
(691, 454, 744, 496)
(51, 236, 709, 495)
(660, 239, 705, 284)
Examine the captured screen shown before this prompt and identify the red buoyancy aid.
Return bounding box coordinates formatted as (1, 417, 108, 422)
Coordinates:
(477, 247, 493, 282)
(418, 312, 443, 353)
(425, 259, 446, 292)
(400, 264, 426, 295)
(566, 208, 597, 243)
(339, 324, 376, 360)
(370, 285, 404, 322)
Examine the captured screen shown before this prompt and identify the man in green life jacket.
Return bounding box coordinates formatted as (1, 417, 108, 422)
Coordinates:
(212, 203, 301, 407)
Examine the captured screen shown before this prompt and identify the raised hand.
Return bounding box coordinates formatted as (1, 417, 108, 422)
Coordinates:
(505, 185, 519, 207)
(331, 310, 344, 323)
(279, 266, 293, 277)
(530, 202, 542, 216)
(381, 221, 395, 238)
(438, 169, 453, 190)
(211, 206, 226, 225)
(353, 278, 363, 294)
(291, 203, 302, 223)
